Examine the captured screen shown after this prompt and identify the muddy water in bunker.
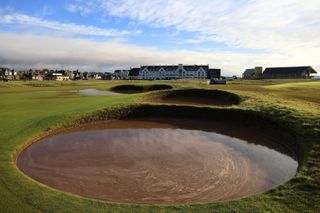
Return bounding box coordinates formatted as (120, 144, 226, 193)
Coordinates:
(17, 118, 298, 204)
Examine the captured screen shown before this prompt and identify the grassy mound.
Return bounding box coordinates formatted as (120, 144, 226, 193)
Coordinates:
(146, 88, 242, 106)
(110, 84, 173, 93)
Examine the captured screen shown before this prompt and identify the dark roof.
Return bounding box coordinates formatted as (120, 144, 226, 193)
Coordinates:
(243, 69, 255, 76)
(164, 66, 179, 71)
(140, 65, 209, 72)
(140, 65, 179, 72)
(183, 65, 209, 71)
(264, 66, 317, 75)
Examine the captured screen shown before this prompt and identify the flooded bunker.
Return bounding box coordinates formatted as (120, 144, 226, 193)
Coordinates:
(17, 106, 298, 204)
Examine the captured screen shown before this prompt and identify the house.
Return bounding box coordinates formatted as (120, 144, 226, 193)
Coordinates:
(242, 67, 263, 79)
(114, 70, 130, 80)
(139, 64, 208, 80)
(56, 75, 70, 81)
(127, 64, 220, 80)
(73, 71, 83, 80)
(243, 69, 255, 79)
(46, 72, 70, 81)
(32, 74, 45, 81)
(93, 73, 103, 80)
(263, 66, 317, 79)
(1, 68, 17, 80)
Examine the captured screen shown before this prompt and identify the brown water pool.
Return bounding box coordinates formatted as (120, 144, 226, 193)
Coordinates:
(17, 118, 298, 204)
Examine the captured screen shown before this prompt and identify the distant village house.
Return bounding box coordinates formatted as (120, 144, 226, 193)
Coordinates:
(0, 68, 18, 81)
(242, 67, 263, 79)
(46, 71, 70, 81)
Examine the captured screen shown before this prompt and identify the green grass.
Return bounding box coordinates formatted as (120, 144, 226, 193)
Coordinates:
(264, 81, 320, 104)
(0, 79, 319, 212)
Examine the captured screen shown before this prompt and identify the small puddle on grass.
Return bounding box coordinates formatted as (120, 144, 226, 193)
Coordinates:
(29, 89, 120, 96)
(75, 89, 120, 96)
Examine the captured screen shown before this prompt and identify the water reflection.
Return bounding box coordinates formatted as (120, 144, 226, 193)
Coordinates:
(75, 89, 120, 96)
(18, 127, 297, 204)
(30, 88, 120, 96)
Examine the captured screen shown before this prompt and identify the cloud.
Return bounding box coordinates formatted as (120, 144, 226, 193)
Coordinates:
(0, 12, 138, 37)
(1, 32, 318, 75)
(66, 1, 97, 16)
(1, 1, 319, 74)
(97, 0, 320, 51)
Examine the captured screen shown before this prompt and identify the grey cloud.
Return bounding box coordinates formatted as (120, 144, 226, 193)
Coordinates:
(2, 32, 319, 75)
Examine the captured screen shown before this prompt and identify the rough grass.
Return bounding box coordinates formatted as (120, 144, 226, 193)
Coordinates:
(0, 79, 319, 212)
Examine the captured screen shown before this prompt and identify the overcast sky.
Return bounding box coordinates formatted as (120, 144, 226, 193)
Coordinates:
(0, 0, 319, 75)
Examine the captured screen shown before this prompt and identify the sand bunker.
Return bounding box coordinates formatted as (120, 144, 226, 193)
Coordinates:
(151, 89, 241, 106)
(110, 84, 172, 94)
(17, 118, 297, 204)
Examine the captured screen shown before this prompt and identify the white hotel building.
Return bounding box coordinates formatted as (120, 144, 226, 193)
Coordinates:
(138, 64, 209, 80)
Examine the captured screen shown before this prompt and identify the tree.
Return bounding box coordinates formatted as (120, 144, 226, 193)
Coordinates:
(83, 72, 88, 79)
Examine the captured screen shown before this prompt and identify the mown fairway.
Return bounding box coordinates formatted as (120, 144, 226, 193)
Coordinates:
(0, 79, 319, 212)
